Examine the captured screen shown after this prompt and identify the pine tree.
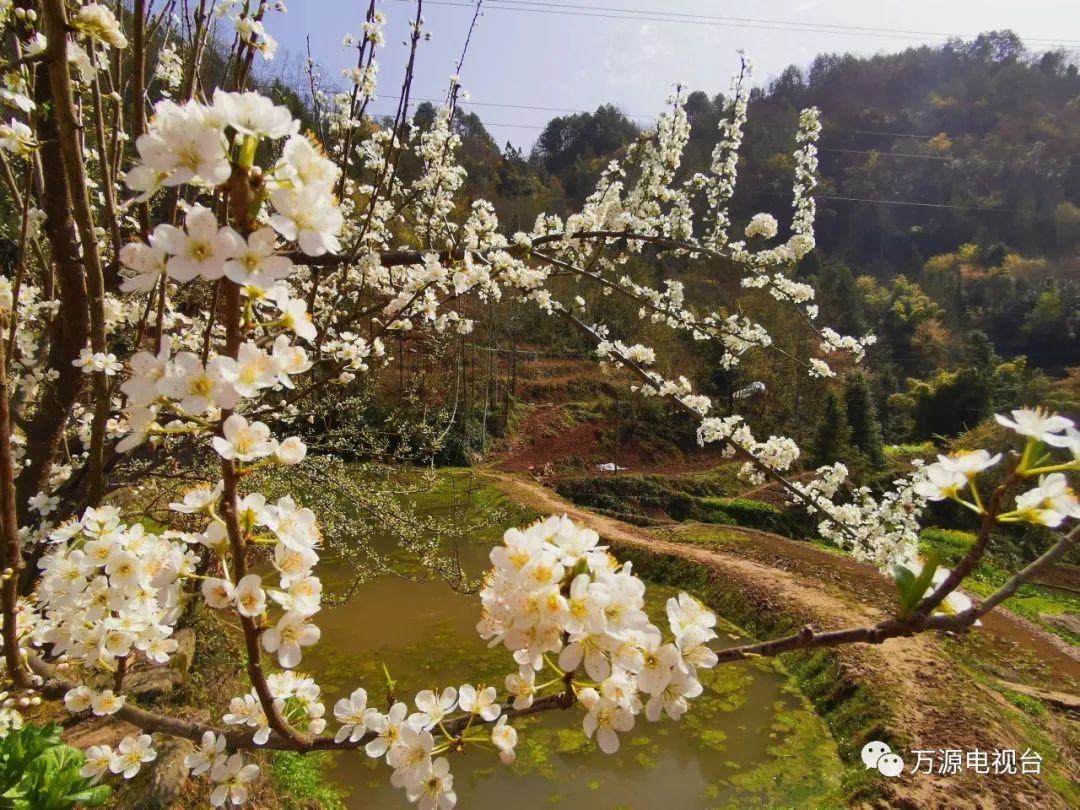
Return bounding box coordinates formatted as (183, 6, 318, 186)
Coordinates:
(845, 375, 886, 468)
(811, 390, 853, 468)
(815, 261, 865, 335)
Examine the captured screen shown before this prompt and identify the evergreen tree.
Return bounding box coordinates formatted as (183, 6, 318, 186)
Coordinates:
(815, 261, 865, 335)
(811, 390, 853, 468)
(845, 374, 886, 467)
(796, 248, 823, 279)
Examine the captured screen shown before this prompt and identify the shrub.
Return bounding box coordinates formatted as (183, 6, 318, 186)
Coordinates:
(920, 527, 976, 565)
(665, 467, 741, 497)
(667, 492, 696, 521)
(556, 474, 817, 533)
(697, 496, 810, 537)
(883, 442, 934, 458)
(555, 474, 680, 519)
(0, 724, 110, 810)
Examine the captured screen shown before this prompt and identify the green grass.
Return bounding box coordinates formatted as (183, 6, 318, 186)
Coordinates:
(944, 639, 1080, 808)
(883, 442, 935, 458)
(919, 527, 976, 566)
(677, 524, 752, 547)
(267, 751, 348, 810)
(678, 522, 852, 559)
(501, 398, 535, 441)
(427, 467, 538, 528)
(559, 400, 606, 425)
(1001, 689, 1047, 718)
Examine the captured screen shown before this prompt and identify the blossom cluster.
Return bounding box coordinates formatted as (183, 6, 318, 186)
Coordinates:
(915, 409, 1079, 528)
(292, 515, 723, 810)
(35, 507, 193, 671)
(127, 91, 341, 247)
(194, 489, 324, 670)
(809, 467, 924, 572)
(478, 516, 719, 753)
(330, 683, 508, 809)
(83, 730, 260, 808)
(224, 671, 326, 744)
(215, 0, 280, 60)
(693, 53, 751, 250)
(116, 335, 313, 454)
(696, 413, 801, 485)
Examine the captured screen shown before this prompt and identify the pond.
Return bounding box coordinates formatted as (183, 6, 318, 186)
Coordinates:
(304, 477, 844, 808)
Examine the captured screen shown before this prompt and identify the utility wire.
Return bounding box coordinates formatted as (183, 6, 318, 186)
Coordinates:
(371, 94, 658, 119)
(373, 110, 956, 150)
(763, 190, 1008, 212)
(847, 129, 936, 139)
(400, 0, 1080, 47)
(816, 193, 1006, 211)
(485, 0, 1080, 46)
(447, 0, 484, 105)
(363, 5, 1015, 215)
(368, 97, 949, 141)
(367, 109, 1008, 210)
(819, 147, 952, 161)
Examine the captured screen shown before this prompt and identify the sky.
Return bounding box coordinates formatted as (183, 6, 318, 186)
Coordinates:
(262, 0, 1080, 148)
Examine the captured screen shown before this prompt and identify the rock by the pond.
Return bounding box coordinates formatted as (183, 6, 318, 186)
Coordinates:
(124, 628, 196, 702)
(127, 736, 196, 810)
(63, 716, 141, 749)
(1040, 612, 1080, 637)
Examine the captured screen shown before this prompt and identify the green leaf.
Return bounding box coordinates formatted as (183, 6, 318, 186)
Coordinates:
(0, 726, 104, 810)
(895, 551, 941, 615)
(892, 563, 915, 600)
(36, 746, 82, 781)
(0, 725, 63, 796)
(64, 784, 111, 807)
(909, 550, 940, 610)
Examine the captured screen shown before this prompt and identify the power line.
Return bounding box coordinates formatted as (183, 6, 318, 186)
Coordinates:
(364, 109, 1007, 210)
(401, 0, 1080, 47)
(453, 98, 656, 119)
(819, 147, 952, 161)
(486, 0, 1080, 45)
(367, 97, 950, 142)
(819, 194, 1006, 211)
(448, 0, 485, 103)
(469, 120, 546, 129)
(765, 190, 1008, 212)
(369, 94, 658, 119)
(846, 129, 936, 140)
(371, 106, 952, 146)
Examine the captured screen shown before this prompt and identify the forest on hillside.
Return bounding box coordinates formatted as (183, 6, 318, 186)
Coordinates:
(3, 28, 1075, 472)
(322, 29, 1080, 471)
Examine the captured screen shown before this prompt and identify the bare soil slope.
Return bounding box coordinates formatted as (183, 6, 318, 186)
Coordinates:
(486, 471, 1079, 809)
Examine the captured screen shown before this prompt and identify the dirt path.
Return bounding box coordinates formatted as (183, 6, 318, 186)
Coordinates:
(668, 522, 1080, 688)
(485, 471, 1079, 809)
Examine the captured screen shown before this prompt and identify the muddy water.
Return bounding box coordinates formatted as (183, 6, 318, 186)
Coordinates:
(307, 493, 843, 808)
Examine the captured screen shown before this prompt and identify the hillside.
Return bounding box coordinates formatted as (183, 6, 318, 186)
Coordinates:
(368, 32, 1080, 477)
